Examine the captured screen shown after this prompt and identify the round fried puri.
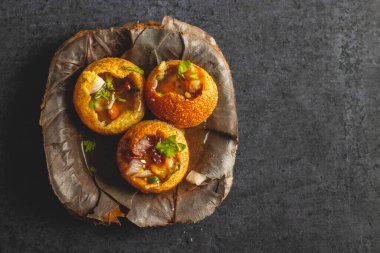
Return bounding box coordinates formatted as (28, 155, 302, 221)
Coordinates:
(117, 120, 189, 194)
(145, 60, 218, 128)
(73, 57, 145, 135)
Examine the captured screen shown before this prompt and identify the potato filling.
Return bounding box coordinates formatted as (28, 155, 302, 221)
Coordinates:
(153, 60, 203, 99)
(89, 72, 137, 124)
(123, 135, 186, 184)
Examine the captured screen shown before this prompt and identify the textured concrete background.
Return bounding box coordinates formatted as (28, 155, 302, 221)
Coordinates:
(1, 0, 380, 252)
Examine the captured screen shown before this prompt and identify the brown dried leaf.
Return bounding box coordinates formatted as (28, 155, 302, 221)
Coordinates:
(40, 17, 238, 226)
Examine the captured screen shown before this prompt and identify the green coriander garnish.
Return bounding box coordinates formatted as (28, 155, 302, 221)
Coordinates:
(148, 176, 160, 184)
(83, 140, 96, 153)
(88, 166, 97, 174)
(94, 86, 110, 100)
(189, 73, 198, 80)
(89, 100, 95, 110)
(157, 92, 164, 97)
(176, 143, 186, 151)
(123, 66, 144, 75)
(177, 60, 192, 79)
(89, 74, 126, 109)
(115, 96, 126, 102)
(168, 163, 181, 178)
(90, 85, 111, 109)
(105, 75, 115, 91)
(156, 135, 186, 158)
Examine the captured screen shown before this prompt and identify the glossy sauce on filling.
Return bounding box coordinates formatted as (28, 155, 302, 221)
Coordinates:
(153, 65, 203, 99)
(91, 72, 137, 124)
(123, 135, 180, 183)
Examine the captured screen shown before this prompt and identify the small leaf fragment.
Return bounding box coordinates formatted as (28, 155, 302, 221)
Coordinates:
(189, 73, 198, 80)
(155, 135, 186, 158)
(89, 100, 95, 109)
(148, 176, 160, 184)
(177, 60, 192, 79)
(115, 95, 126, 102)
(177, 143, 186, 151)
(105, 75, 115, 91)
(123, 66, 144, 75)
(83, 140, 96, 153)
(88, 166, 97, 174)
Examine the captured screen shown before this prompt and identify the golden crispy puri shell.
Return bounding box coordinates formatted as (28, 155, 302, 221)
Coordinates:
(73, 57, 145, 134)
(145, 60, 218, 128)
(117, 120, 189, 194)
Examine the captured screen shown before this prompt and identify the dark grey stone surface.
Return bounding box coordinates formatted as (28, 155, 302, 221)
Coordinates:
(1, 0, 380, 252)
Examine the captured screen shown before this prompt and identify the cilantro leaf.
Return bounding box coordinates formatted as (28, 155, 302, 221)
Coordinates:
(88, 166, 97, 174)
(156, 141, 175, 157)
(89, 100, 95, 110)
(177, 143, 186, 151)
(177, 60, 192, 79)
(91, 74, 124, 110)
(155, 135, 186, 158)
(189, 73, 198, 80)
(148, 176, 160, 184)
(167, 135, 176, 142)
(105, 75, 114, 90)
(94, 86, 110, 100)
(115, 95, 126, 102)
(123, 66, 144, 75)
(83, 140, 96, 153)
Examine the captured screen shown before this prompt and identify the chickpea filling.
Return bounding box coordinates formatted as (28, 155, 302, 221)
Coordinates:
(153, 61, 203, 99)
(89, 72, 138, 125)
(123, 135, 186, 184)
